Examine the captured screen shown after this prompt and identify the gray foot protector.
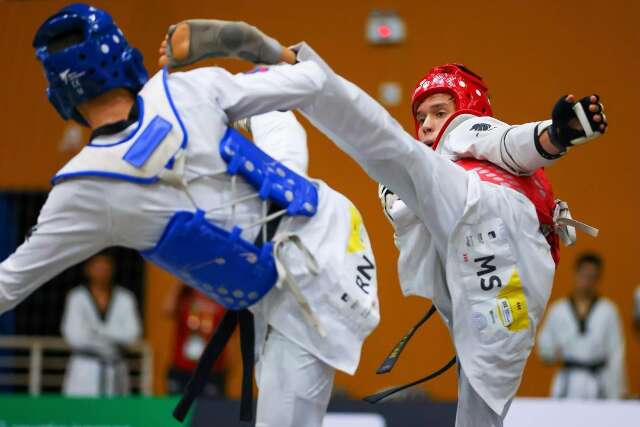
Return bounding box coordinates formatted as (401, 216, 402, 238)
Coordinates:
(166, 20, 284, 67)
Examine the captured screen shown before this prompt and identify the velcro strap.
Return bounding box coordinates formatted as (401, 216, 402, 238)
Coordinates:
(556, 216, 599, 237)
(569, 102, 601, 145)
(553, 199, 599, 247)
(573, 102, 595, 139)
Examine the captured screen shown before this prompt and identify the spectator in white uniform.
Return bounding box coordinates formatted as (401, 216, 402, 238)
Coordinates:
(537, 252, 626, 399)
(61, 252, 141, 396)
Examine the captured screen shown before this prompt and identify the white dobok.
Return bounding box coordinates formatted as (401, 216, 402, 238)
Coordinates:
(61, 285, 141, 396)
(288, 43, 566, 423)
(538, 297, 626, 399)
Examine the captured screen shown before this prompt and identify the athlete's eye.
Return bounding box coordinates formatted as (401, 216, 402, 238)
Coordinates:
(436, 111, 447, 118)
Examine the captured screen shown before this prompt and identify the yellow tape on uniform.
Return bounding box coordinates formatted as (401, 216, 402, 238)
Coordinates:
(496, 269, 530, 332)
(347, 205, 365, 253)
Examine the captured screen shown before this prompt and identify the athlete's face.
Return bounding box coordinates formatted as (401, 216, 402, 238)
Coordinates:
(574, 262, 600, 294)
(85, 255, 114, 285)
(415, 93, 456, 147)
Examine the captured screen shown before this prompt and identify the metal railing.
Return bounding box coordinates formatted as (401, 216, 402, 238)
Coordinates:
(0, 335, 153, 395)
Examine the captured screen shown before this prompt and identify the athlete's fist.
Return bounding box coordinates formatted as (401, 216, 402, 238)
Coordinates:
(548, 94, 607, 151)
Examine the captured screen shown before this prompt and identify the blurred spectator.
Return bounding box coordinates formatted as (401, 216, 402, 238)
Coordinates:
(164, 282, 227, 397)
(537, 252, 626, 399)
(61, 252, 141, 396)
(634, 285, 640, 335)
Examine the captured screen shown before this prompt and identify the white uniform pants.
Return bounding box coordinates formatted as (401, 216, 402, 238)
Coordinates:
(456, 367, 512, 427)
(255, 328, 335, 427)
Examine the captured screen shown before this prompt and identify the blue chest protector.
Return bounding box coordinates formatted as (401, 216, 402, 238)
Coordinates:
(142, 128, 318, 310)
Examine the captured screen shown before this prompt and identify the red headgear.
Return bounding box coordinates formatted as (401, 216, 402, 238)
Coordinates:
(411, 64, 493, 139)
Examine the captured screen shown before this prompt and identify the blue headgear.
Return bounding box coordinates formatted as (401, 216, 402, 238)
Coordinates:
(33, 3, 148, 125)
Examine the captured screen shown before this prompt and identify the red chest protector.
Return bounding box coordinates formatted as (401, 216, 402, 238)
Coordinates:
(455, 159, 560, 264)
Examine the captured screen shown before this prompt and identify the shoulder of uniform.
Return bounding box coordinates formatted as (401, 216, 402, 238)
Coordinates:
(548, 297, 569, 311)
(113, 286, 137, 302)
(65, 285, 89, 303)
(597, 297, 619, 311)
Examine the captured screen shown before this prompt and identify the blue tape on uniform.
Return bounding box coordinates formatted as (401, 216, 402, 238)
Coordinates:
(123, 115, 173, 168)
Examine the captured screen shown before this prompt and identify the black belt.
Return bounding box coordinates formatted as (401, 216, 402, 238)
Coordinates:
(364, 304, 457, 403)
(563, 359, 606, 374)
(72, 349, 122, 363)
(173, 204, 282, 423)
(72, 349, 124, 395)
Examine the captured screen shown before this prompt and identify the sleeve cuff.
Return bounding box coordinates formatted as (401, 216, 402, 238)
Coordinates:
(534, 120, 564, 160)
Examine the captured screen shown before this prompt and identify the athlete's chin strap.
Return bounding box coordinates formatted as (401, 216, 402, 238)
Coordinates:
(363, 304, 457, 403)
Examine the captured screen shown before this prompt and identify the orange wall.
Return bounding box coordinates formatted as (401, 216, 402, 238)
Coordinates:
(1, 0, 639, 400)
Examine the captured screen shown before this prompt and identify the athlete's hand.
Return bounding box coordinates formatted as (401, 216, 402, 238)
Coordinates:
(548, 94, 607, 151)
(158, 20, 296, 69)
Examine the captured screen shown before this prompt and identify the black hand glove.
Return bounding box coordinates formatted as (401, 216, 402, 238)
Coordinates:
(548, 94, 607, 151)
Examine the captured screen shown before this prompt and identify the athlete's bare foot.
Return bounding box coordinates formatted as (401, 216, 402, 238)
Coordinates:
(158, 22, 190, 68)
(158, 19, 297, 69)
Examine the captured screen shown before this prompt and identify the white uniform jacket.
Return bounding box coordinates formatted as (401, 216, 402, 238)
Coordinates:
(292, 42, 558, 414)
(0, 63, 377, 375)
(61, 285, 141, 396)
(537, 297, 627, 399)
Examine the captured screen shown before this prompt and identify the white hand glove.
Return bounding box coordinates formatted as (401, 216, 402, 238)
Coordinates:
(378, 184, 398, 223)
(231, 117, 252, 133)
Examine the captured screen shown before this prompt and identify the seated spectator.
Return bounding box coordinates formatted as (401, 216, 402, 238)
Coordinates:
(61, 251, 141, 396)
(164, 282, 227, 397)
(537, 252, 626, 399)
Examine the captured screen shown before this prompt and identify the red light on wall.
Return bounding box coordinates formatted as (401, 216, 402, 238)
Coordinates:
(366, 10, 405, 45)
(377, 24, 392, 39)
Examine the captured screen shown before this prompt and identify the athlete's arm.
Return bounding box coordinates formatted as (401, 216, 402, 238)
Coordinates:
(602, 303, 627, 398)
(0, 183, 110, 314)
(206, 62, 327, 122)
(246, 110, 309, 175)
(442, 115, 557, 175)
(440, 94, 607, 176)
(61, 290, 113, 356)
(536, 304, 562, 364)
(95, 290, 142, 345)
